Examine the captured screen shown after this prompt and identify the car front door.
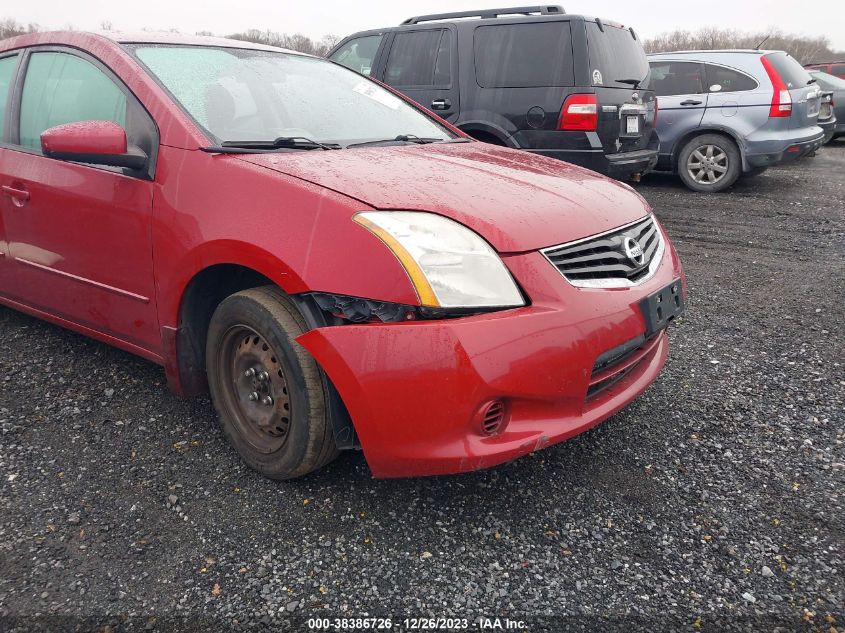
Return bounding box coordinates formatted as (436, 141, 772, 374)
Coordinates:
(650, 60, 708, 166)
(379, 27, 460, 123)
(0, 52, 21, 294)
(329, 33, 387, 77)
(0, 47, 160, 352)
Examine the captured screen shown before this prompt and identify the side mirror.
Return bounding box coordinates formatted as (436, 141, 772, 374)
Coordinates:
(41, 120, 148, 170)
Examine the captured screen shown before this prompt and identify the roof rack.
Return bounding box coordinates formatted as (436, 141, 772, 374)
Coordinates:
(401, 5, 565, 25)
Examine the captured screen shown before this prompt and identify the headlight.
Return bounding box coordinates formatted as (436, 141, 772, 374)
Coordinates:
(354, 211, 525, 308)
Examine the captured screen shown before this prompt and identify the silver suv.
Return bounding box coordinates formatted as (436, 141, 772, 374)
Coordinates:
(647, 50, 824, 192)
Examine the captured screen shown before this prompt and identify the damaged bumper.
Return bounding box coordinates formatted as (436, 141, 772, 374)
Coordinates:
(297, 247, 685, 478)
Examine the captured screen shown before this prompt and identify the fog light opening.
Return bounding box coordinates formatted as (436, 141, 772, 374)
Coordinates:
(475, 399, 509, 436)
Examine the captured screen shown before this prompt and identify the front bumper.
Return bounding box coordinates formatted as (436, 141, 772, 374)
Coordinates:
(298, 236, 685, 478)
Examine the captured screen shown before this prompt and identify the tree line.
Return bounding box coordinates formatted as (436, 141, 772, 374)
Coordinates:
(643, 27, 841, 64)
(1, 17, 842, 64)
(0, 19, 340, 57)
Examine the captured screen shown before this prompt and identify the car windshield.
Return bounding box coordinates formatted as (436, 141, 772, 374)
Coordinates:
(810, 70, 845, 90)
(127, 44, 455, 147)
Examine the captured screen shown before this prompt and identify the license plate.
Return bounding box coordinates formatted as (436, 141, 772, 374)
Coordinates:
(626, 116, 639, 134)
(639, 279, 685, 336)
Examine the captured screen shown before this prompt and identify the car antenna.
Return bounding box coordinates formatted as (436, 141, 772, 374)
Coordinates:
(754, 34, 771, 50)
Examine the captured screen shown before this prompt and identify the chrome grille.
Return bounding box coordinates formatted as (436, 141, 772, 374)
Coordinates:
(541, 215, 664, 288)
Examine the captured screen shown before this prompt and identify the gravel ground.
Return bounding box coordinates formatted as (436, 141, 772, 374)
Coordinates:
(0, 142, 843, 633)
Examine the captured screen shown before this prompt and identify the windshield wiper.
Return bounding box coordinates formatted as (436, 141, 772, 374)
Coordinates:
(616, 78, 643, 88)
(202, 136, 341, 153)
(347, 135, 466, 149)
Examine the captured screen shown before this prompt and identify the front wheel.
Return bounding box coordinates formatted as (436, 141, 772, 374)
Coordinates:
(677, 134, 741, 192)
(206, 286, 338, 479)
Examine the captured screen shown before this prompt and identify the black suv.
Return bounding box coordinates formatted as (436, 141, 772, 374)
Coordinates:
(328, 5, 659, 180)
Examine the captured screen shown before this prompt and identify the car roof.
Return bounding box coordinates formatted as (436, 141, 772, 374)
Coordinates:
(339, 12, 631, 36)
(0, 30, 303, 56)
(648, 49, 780, 57)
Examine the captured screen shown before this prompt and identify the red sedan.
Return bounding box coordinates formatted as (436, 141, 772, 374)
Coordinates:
(0, 31, 686, 478)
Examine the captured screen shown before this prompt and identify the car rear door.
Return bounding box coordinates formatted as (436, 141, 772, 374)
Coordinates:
(586, 22, 656, 155)
(699, 61, 770, 138)
(379, 27, 459, 122)
(0, 51, 20, 295)
(649, 60, 708, 164)
(0, 47, 160, 352)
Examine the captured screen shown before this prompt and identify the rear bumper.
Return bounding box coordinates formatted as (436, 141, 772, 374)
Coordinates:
(745, 127, 825, 167)
(529, 147, 659, 179)
(297, 241, 685, 478)
(819, 117, 837, 143)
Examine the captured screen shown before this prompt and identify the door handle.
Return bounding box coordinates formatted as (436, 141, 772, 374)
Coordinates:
(431, 98, 451, 111)
(680, 99, 703, 106)
(1, 185, 30, 204)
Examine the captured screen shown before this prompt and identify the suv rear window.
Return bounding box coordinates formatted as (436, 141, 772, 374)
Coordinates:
(473, 22, 574, 88)
(763, 52, 812, 89)
(586, 23, 650, 89)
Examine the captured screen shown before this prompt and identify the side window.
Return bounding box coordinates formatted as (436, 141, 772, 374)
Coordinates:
(19, 52, 127, 150)
(329, 35, 383, 76)
(649, 61, 704, 96)
(474, 23, 574, 88)
(385, 30, 448, 87)
(0, 54, 18, 139)
(705, 64, 757, 93)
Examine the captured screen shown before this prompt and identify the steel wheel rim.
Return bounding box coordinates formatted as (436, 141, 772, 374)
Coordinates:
(687, 144, 729, 184)
(218, 325, 292, 454)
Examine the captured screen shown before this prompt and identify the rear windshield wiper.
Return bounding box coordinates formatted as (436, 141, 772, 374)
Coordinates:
(346, 135, 464, 148)
(807, 77, 818, 85)
(202, 136, 342, 153)
(615, 78, 643, 88)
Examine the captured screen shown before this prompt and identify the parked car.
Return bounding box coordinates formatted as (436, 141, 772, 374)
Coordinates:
(0, 31, 686, 479)
(817, 91, 837, 144)
(647, 50, 825, 192)
(804, 62, 845, 80)
(808, 70, 845, 141)
(328, 6, 659, 182)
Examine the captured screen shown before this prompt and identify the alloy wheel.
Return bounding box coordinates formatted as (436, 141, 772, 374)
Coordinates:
(686, 144, 729, 184)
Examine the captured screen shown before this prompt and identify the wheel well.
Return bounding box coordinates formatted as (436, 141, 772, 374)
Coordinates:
(176, 264, 273, 396)
(463, 129, 507, 145)
(173, 264, 360, 450)
(672, 129, 741, 172)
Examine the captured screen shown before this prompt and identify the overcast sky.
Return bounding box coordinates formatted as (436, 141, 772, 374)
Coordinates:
(8, 0, 845, 50)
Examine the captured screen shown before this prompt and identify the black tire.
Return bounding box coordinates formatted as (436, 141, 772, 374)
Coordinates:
(744, 166, 768, 178)
(677, 134, 741, 192)
(206, 286, 338, 479)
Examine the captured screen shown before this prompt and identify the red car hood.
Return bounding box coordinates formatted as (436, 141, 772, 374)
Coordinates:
(238, 141, 651, 253)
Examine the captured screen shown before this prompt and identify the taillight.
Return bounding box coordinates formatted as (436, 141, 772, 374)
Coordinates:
(761, 55, 792, 118)
(558, 94, 598, 131)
